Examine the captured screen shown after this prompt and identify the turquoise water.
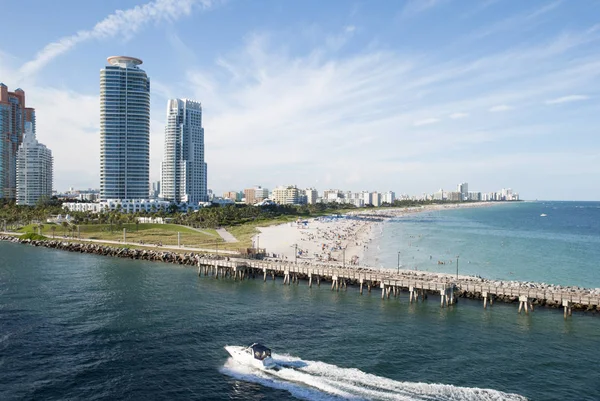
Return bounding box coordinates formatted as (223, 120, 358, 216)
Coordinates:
(364, 201, 600, 288)
(1, 240, 599, 400)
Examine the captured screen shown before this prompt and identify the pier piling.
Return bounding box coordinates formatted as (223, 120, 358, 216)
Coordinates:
(186, 257, 600, 319)
(518, 295, 529, 314)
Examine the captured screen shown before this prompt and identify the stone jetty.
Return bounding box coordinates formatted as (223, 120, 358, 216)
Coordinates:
(0, 235, 220, 265)
(2, 235, 599, 317)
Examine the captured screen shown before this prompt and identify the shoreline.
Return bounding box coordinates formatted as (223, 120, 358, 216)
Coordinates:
(1, 235, 598, 313)
(254, 202, 498, 266)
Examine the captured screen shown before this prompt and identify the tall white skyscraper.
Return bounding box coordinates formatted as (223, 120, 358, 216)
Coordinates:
(16, 122, 53, 205)
(100, 56, 150, 201)
(458, 182, 469, 200)
(160, 99, 207, 205)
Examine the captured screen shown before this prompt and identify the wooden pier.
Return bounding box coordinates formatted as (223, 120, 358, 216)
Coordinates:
(197, 258, 600, 318)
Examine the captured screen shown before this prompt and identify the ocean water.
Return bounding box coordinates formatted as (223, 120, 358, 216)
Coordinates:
(1, 240, 599, 401)
(364, 201, 600, 288)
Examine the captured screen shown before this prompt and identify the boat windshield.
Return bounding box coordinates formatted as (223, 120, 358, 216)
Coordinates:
(249, 343, 272, 360)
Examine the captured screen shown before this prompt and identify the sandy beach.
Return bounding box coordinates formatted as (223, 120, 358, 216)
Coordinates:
(255, 203, 496, 267)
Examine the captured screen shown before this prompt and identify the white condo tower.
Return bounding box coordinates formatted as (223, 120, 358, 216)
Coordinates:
(160, 99, 207, 205)
(16, 122, 53, 205)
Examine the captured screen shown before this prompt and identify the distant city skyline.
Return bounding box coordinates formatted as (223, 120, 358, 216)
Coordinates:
(2, 1, 600, 200)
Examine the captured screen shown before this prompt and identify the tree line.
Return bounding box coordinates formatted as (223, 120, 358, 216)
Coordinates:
(1, 197, 468, 231)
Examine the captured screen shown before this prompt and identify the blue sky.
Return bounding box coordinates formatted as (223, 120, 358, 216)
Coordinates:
(1, 0, 599, 200)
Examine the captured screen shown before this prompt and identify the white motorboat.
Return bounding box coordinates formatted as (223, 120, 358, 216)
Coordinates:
(540, 214, 547, 217)
(225, 343, 277, 369)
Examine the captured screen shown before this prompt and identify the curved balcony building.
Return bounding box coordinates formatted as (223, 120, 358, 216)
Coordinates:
(100, 56, 150, 201)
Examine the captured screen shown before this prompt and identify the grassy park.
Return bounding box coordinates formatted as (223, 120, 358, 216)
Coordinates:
(18, 223, 224, 249)
(13, 205, 365, 253)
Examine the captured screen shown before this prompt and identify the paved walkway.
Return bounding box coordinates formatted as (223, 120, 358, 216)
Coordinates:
(185, 225, 217, 236)
(216, 227, 239, 243)
(0, 231, 240, 255)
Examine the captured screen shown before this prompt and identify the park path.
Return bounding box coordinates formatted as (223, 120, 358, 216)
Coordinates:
(216, 227, 239, 243)
(183, 225, 217, 236)
(0, 231, 239, 255)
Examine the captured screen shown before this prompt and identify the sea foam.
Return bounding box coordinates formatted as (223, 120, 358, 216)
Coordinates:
(221, 353, 528, 401)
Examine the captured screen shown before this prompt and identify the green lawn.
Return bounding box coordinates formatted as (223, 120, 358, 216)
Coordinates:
(19, 223, 221, 248)
(15, 207, 368, 252)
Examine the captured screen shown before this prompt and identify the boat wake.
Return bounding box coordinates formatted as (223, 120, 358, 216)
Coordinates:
(221, 353, 527, 401)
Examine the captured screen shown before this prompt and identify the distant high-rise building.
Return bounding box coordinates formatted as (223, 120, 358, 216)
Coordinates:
(458, 182, 468, 201)
(305, 188, 318, 204)
(382, 191, 395, 204)
(160, 99, 207, 205)
(272, 185, 304, 205)
(371, 192, 381, 207)
(16, 122, 53, 205)
(100, 56, 150, 201)
(447, 191, 462, 201)
(0, 84, 35, 200)
(223, 191, 240, 201)
(244, 186, 269, 205)
(149, 180, 161, 200)
(433, 189, 445, 200)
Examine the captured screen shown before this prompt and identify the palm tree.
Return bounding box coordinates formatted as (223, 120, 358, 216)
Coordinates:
(37, 223, 44, 236)
(61, 221, 69, 236)
(51, 225, 56, 239)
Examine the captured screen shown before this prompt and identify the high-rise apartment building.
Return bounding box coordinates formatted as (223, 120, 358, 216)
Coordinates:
(160, 99, 207, 205)
(16, 122, 53, 205)
(100, 56, 150, 201)
(371, 192, 382, 207)
(305, 188, 318, 204)
(244, 186, 269, 205)
(0, 84, 35, 199)
(458, 182, 468, 201)
(382, 191, 395, 204)
(272, 185, 304, 205)
(149, 180, 161, 199)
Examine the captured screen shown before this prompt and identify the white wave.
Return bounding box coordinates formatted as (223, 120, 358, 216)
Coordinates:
(221, 353, 528, 401)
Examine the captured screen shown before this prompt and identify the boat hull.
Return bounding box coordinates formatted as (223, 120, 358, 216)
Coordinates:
(225, 346, 276, 369)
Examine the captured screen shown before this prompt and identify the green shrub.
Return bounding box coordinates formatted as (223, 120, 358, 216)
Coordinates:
(20, 233, 48, 241)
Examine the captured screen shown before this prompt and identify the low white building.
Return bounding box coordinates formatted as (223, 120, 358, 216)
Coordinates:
(63, 199, 170, 214)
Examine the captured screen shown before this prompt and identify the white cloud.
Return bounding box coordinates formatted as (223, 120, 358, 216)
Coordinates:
(473, 1, 563, 39)
(29, 88, 100, 189)
(545, 94, 589, 104)
(4, 5, 600, 198)
(19, 0, 215, 78)
(164, 24, 600, 194)
(488, 104, 512, 112)
(413, 118, 440, 126)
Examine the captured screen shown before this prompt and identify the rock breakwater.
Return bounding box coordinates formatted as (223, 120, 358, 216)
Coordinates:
(0, 235, 223, 266)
